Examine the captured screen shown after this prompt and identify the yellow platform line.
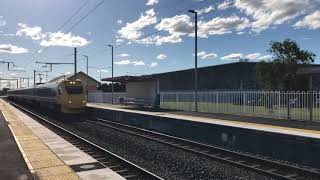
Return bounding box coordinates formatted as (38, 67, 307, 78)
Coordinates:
(0, 101, 80, 180)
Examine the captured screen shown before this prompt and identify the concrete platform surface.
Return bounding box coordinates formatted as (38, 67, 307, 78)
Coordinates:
(0, 111, 32, 180)
(0, 99, 125, 180)
(87, 103, 320, 139)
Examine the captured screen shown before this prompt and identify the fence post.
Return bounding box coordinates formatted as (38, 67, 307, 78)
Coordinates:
(216, 92, 219, 113)
(243, 91, 246, 114)
(287, 92, 291, 120)
(309, 75, 313, 121)
(278, 91, 281, 119)
(176, 92, 178, 109)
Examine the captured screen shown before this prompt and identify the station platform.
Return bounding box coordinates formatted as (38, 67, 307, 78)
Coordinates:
(87, 102, 320, 169)
(87, 103, 320, 139)
(0, 100, 125, 180)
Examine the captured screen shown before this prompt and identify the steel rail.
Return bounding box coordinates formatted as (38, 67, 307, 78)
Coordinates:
(7, 100, 164, 180)
(87, 118, 320, 180)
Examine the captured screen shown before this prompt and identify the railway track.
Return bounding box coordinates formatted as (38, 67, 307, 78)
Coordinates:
(8, 101, 164, 180)
(86, 118, 320, 180)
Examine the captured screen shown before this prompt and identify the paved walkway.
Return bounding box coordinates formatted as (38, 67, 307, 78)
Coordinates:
(0, 110, 32, 180)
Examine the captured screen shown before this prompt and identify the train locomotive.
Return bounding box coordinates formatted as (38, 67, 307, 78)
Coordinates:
(7, 79, 86, 114)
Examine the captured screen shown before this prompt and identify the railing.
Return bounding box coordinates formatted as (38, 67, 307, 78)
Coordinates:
(160, 91, 320, 122)
(88, 92, 126, 104)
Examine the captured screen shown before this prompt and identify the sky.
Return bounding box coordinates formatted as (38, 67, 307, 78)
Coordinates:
(0, 0, 320, 87)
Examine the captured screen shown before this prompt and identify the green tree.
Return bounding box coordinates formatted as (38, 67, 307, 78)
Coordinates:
(256, 39, 316, 90)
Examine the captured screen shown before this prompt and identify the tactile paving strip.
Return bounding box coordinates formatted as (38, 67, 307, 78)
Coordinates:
(0, 101, 80, 180)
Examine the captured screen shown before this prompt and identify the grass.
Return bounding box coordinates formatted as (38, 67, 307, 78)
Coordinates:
(161, 101, 320, 122)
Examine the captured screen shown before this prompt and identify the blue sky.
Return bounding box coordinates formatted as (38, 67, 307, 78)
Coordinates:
(0, 0, 320, 87)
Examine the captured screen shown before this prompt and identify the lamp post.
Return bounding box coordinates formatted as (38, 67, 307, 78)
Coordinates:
(107, 44, 114, 104)
(83, 55, 89, 101)
(74, 47, 77, 80)
(188, 9, 198, 112)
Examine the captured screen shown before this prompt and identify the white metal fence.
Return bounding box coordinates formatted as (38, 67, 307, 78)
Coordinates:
(160, 91, 320, 122)
(88, 92, 126, 104)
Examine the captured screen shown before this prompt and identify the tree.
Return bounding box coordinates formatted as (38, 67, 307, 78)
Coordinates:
(256, 39, 316, 90)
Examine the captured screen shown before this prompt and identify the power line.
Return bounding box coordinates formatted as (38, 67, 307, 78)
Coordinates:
(61, 0, 209, 59)
(24, 0, 104, 71)
(36, 0, 104, 57)
(57, 0, 91, 31)
(30, 0, 91, 58)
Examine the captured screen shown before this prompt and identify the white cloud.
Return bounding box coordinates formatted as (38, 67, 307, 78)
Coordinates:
(258, 55, 272, 61)
(0, 44, 28, 54)
(3, 33, 16, 37)
(221, 53, 243, 60)
(40, 31, 89, 47)
(155, 34, 183, 45)
(193, 51, 218, 60)
(117, 53, 130, 57)
(197, 5, 215, 15)
(11, 66, 24, 71)
(114, 60, 131, 65)
(235, 0, 310, 32)
(118, 9, 157, 41)
(217, 0, 233, 10)
(114, 59, 145, 66)
(245, 53, 261, 60)
(132, 60, 145, 66)
(193, 51, 206, 57)
(65, 72, 71, 75)
(135, 14, 192, 45)
(146, 0, 159, 6)
(155, 14, 193, 36)
(136, 14, 250, 46)
(201, 53, 218, 60)
(156, 54, 167, 60)
(116, 38, 124, 45)
(117, 20, 123, 24)
(150, 62, 158, 67)
(16, 23, 44, 40)
(198, 15, 250, 37)
(0, 16, 6, 26)
(97, 69, 109, 73)
(294, 10, 320, 29)
(16, 23, 89, 47)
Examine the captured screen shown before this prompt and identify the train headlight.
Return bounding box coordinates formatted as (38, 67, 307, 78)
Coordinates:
(68, 100, 72, 104)
(82, 100, 86, 103)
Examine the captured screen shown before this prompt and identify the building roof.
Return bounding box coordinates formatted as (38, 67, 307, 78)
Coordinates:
(102, 75, 158, 83)
(49, 71, 100, 84)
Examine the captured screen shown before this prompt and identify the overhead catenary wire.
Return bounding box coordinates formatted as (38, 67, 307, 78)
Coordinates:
(25, 0, 237, 79)
(78, 0, 210, 53)
(24, 0, 105, 73)
(29, 0, 92, 59)
(36, 0, 105, 57)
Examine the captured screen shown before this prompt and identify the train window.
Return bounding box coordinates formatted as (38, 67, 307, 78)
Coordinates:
(58, 85, 62, 95)
(65, 86, 83, 94)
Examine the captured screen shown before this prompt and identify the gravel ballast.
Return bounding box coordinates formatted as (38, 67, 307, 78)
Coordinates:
(46, 116, 274, 180)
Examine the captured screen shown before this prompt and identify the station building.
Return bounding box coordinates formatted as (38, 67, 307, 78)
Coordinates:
(50, 71, 100, 92)
(150, 62, 320, 91)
